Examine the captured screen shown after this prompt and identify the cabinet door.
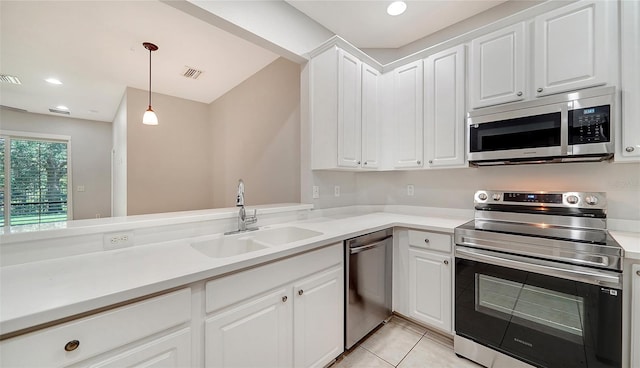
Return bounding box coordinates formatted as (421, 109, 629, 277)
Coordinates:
(424, 45, 466, 168)
(337, 49, 362, 168)
(534, 1, 606, 96)
(361, 64, 380, 169)
(632, 264, 640, 368)
(205, 288, 292, 368)
(393, 60, 424, 168)
(408, 248, 451, 333)
(469, 22, 526, 108)
(79, 329, 191, 368)
(620, 0, 640, 159)
(293, 267, 343, 368)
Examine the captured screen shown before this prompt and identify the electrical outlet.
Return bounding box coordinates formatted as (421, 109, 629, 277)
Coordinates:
(407, 184, 415, 196)
(334, 185, 340, 197)
(312, 186, 320, 199)
(103, 231, 134, 250)
(77, 185, 85, 192)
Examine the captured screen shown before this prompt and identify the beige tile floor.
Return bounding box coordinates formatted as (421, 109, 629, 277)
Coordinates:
(332, 316, 482, 368)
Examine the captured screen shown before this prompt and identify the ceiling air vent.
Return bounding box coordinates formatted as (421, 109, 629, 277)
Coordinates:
(0, 74, 22, 84)
(182, 66, 204, 80)
(49, 108, 70, 115)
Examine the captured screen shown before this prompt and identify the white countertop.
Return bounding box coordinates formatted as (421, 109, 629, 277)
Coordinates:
(2, 210, 638, 337)
(0, 212, 467, 336)
(610, 230, 640, 260)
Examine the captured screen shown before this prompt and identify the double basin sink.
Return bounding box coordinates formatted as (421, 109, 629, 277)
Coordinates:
(190, 226, 323, 258)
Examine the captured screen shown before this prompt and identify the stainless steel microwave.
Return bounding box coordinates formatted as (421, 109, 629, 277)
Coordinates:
(467, 87, 615, 166)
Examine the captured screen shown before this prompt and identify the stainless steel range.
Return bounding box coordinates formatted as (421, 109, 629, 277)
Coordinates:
(454, 190, 623, 368)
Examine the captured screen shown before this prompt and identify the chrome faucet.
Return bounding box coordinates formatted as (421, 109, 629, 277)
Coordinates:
(235, 179, 257, 232)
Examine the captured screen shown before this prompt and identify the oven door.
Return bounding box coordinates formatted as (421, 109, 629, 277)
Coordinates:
(468, 103, 567, 162)
(455, 246, 622, 368)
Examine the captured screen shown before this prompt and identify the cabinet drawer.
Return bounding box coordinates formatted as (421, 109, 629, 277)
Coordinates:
(408, 230, 451, 253)
(206, 243, 342, 313)
(0, 288, 191, 367)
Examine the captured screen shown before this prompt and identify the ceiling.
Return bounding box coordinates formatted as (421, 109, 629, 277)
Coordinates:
(286, 0, 508, 49)
(1, 0, 508, 124)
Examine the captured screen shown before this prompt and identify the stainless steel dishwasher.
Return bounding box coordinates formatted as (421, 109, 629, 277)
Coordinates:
(345, 228, 393, 349)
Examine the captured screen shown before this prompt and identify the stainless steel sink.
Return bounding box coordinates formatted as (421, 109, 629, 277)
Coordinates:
(190, 226, 323, 258)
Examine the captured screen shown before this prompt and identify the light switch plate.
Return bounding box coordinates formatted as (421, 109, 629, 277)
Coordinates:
(312, 186, 319, 199)
(407, 184, 414, 196)
(334, 185, 340, 197)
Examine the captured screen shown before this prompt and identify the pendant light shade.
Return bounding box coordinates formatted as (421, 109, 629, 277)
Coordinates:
(142, 42, 159, 125)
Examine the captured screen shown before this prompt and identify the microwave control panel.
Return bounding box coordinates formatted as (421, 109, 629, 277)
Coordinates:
(569, 104, 611, 144)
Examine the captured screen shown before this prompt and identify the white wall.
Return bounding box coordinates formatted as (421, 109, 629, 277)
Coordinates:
(0, 109, 112, 219)
(209, 57, 301, 208)
(126, 87, 213, 215)
(112, 92, 127, 217)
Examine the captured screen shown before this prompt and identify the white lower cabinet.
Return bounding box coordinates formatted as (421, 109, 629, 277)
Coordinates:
(0, 288, 192, 367)
(408, 248, 452, 332)
(204, 243, 344, 368)
(394, 229, 453, 334)
(205, 288, 293, 368)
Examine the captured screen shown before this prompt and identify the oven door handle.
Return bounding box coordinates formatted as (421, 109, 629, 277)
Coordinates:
(455, 246, 621, 288)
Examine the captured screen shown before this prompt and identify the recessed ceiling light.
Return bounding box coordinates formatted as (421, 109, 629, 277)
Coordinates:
(387, 1, 407, 16)
(45, 78, 62, 85)
(56, 105, 69, 110)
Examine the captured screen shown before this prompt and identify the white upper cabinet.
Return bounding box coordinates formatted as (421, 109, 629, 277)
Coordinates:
(619, 0, 640, 160)
(470, 22, 526, 109)
(337, 49, 363, 168)
(310, 46, 380, 170)
(424, 45, 466, 168)
(361, 64, 381, 168)
(392, 60, 424, 168)
(533, 1, 607, 96)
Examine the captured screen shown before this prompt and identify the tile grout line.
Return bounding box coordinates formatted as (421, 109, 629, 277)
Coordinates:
(394, 334, 426, 367)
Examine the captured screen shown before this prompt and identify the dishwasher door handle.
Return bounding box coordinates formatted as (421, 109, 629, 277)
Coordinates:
(349, 237, 390, 254)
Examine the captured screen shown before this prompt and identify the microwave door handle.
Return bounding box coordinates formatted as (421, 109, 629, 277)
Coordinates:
(561, 102, 569, 155)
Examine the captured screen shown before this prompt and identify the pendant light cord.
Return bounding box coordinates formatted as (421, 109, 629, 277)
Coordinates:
(148, 47, 152, 108)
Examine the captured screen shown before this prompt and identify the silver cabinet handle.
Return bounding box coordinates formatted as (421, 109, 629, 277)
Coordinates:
(537, 88, 543, 93)
(298, 289, 304, 296)
(444, 260, 449, 265)
(424, 238, 430, 244)
(282, 296, 287, 302)
(626, 147, 635, 153)
(64, 340, 80, 352)
(517, 91, 523, 96)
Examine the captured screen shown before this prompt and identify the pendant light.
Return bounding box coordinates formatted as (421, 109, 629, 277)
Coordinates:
(142, 42, 159, 125)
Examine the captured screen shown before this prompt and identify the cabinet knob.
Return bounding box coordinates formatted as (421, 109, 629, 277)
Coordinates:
(537, 88, 543, 93)
(637, 270, 640, 277)
(424, 238, 430, 244)
(282, 296, 288, 302)
(298, 289, 304, 296)
(428, 160, 433, 164)
(363, 161, 368, 165)
(64, 340, 80, 352)
(417, 160, 421, 165)
(444, 260, 449, 265)
(517, 91, 523, 96)
(357, 161, 361, 165)
(626, 147, 635, 153)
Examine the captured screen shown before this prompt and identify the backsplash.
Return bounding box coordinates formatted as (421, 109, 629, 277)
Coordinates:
(312, 162, 640, 221)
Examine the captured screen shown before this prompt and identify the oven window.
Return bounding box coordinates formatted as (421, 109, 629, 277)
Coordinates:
(476, 274, 585, 343)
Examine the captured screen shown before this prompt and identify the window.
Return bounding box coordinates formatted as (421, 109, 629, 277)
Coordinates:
(1, 133, 71, 226)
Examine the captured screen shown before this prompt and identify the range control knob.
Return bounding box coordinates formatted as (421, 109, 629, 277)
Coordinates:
(566, 195, 579, 204)
(478, 192, 488, 201)
(585, 195, 599, 205)
(492, 193, 501, 201)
